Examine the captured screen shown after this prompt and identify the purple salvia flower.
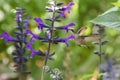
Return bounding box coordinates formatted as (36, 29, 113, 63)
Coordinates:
(28, 37, 35, 46)
(55, 23, 75, 33)
(67, 35, 75, 40)
(30, 50, 40, 58)
(0, 32, 14, 43)
(25, 30, 41, 39)
(26, 41, 34, 52)
(26, 38, 39, 58)
(60, 2, 74, 18)
(24, 16, 30, 27)
(26, 38, 44, 58)
(30, 50, 45, 58)
(34, 18, 46, 30)
(58, 35, 75, 47)
(61, 23, 75, 33)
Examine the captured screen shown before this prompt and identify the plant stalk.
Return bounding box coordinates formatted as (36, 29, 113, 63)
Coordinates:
(40, 2, 56, 80)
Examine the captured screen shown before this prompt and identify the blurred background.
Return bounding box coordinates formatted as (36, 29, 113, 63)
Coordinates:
(0, 0, 119, 80)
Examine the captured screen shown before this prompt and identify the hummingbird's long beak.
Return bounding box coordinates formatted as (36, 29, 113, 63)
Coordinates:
(68, 29, 76, 34)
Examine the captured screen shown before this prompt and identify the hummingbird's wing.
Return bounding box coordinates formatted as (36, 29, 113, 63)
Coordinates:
(77, 27, 87, 36)
(84, 34, 103, 42)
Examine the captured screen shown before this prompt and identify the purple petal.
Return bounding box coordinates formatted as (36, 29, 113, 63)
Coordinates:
(60, 12, 66, 18)
(58, 35, 74, 47)
(30, 50, 39, 58)
(58, 23, 75, 33)
(26, 38, 38, 58)
(34, 18, 43, 23)
(26, 38, 37, 54)
(60, 2, 74, 18)
(68, 2, 74, 8)
(64, 23, 75, 33)
(30, 50, 45, 58)
(25, 30, 40, 39)
(34, 18, 45, 30)
(67, 35, 75, 40)
(27, 43, 39, 58)
(0, 32, 14, 43)
(68, 23, 75, 26)
(64, 40, 69, 47)
(26, 38, 44, 58)
(26, 42, 34, 51)
(29, 37, 35, 44)
(59, 38, 68, 46)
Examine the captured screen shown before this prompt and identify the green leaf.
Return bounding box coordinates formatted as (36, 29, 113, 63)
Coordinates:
(90, 8, 120, 31)
(101, 7, 119, 15)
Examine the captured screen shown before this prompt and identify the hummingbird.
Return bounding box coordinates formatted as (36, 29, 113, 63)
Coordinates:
(70, 26, 104, 47)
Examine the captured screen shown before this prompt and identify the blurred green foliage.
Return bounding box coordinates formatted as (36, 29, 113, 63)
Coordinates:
(91, 5, 120, 31)
(0, 0, 119, 80)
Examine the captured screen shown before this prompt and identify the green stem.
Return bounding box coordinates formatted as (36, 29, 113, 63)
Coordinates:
(40, 2, 56, 80)
(98, 38, 102, 80)
(99, 39, 102, 64)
